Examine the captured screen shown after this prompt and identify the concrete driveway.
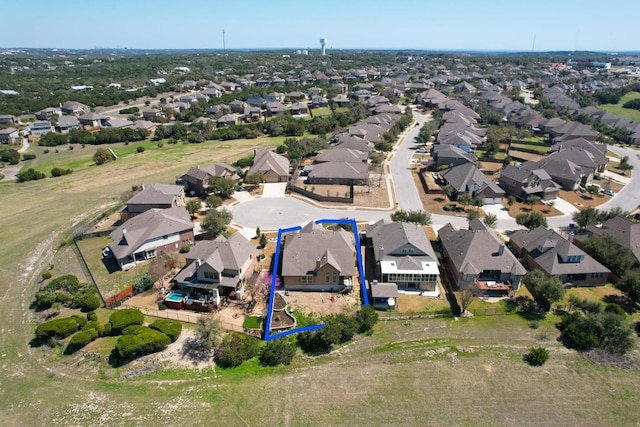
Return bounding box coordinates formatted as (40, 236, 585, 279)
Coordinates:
(261, 182, 287, 198)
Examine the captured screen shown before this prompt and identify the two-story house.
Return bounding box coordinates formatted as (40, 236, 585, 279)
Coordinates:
(172, 233, 258, 303)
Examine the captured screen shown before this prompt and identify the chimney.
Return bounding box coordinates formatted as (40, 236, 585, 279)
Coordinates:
(498, 243, 505, 256)
(568, 232, 574, 243)
(140, 183, 145, 190)
(196, 257, 202, 267)
(122, 228, 127, 234)
(316, 257, 322, 270)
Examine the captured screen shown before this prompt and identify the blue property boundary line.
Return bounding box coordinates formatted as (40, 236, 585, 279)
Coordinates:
(264, 218, 369, 341)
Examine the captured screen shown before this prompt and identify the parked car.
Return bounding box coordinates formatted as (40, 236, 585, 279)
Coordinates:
(603, 189, 615, 196)
(416, 147, 427, 153)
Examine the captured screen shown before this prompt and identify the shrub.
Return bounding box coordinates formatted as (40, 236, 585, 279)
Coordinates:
(134, 273, 154, 293)
(80, 294, 101, 311)
(86, 311, 98, 322)
(179, 245, 191, 253)
(16, 168, 46, 183)
(85, 328, 99, 340)
(0, 147, 20, 164)
(65, 331, 93, 354)
(136, 145, 145, 153)
(35, 317, 79, 341)
(259, 338, 297, 366)
(113, 326, 171, 360)
(93, 148, 114, 165)
(524, 346, 549, 366)
(83, 320, 99, 331)
(22, 153, 36, 161)
(41, 271, 52, 281)
(149, 319, 182, 342)
(529, 320, 540, 329)
(102, 322, 112, 336)
(354, 306, 378, 334)
(214, 333, 261, 368)
(50, 167, 73, 177)
(108, 308, 144, 334)
(122, 324, 144, 335)
(70, 315, 88, 328)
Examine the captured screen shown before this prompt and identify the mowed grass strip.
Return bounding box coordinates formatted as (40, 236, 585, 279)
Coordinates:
(599, 91, 640, 122)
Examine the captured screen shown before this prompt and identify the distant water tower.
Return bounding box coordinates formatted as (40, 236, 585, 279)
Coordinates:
(320, 37, 327, 56)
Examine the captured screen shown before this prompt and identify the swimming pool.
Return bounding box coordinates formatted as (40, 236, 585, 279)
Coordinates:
(165, 291, 187, 303)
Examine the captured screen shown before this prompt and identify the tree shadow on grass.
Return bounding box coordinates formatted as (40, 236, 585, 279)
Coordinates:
(503, 296, 546, 321)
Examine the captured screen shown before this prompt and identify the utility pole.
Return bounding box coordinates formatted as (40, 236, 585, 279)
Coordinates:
(222, 29, 226, 51)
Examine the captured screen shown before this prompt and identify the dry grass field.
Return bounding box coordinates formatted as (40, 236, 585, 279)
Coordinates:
(1, 136, 640, 426)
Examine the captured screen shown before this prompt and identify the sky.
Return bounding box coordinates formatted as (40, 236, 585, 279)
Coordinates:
(2, 0, 638, 52)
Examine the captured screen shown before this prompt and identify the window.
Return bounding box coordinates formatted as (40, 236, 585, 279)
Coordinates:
(204, 271, 218, 281)
(301, 276, 313, 285)
(591, 272, 605, 278)
(401, 247, 415, 254)
(145, 249, 156, 259)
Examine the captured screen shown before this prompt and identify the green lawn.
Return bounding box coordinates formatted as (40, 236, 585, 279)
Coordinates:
(76, 236, 150, 297)
(510, 142, 551, 154)
(310, 107, 333, 117)
(599, 91, 640, 122)
(476, 150, 507, 160)
(242, 316, 262, 329)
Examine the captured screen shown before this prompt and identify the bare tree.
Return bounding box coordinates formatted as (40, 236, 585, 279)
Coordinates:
(459, 289, 475, 313)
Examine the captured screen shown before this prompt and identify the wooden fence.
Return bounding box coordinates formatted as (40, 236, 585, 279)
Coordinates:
(105, 285, 135, 308)
(288, 183, 354, 203)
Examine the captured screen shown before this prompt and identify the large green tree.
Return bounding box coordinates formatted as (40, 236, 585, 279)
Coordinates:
(582, 234, 635, 277)
(523, 270, 565, 312)
(201, 209, 232, 238)
(206, 176, 236, 198)
(515, 211, 547, 230)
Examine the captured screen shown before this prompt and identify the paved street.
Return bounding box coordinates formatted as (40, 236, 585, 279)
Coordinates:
(389, 109, 429, 211)
(596, 145, 640, 212)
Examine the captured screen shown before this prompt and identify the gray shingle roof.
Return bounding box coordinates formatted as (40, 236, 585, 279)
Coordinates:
(308, 162, 369, 180)
(127, 184, 184, 206)
(438, 220, 526, 276)
(366, 220, 439, 267)
(316, 148, 368, 164)
(510, 227, 610, 276)
(109, 207, 193, 260)
(282, 222, 354, 277)
(247, 149, 289, 177)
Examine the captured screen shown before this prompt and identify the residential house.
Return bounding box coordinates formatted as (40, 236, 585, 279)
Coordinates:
(307, 162, 369, 186)
(365, 220, 440, 293)
(108, 207, 194, 271)
(509, 226, 610, 286)
(29, 121, 53, 137)
(141, 107, 165, 121)
(521, 149, 598, 190)
(246, 149, 290, 183)
(438, 219, 527, 296)
(229, 100, 247, 114)
(549, 121, 598, 142)
(172, 233, 258, 303)
(577, 216, 640, 266)
(122, 183, 186, 221)
(216, 113, 241, 128)
(55, 115, 81, 133)
(334, 134, 373, 153)
(0, 115, 17, 124)
(549, 138, 608, 172)
(243, 106, 263, 123)
(130, 120, 157, 134)
(315, 148, 368, 164)
(78, 112, 107, 128)
(499, 165, 561, 201)
(180, 163, 239, 196)
(61, 101, 90, 116)
(440, 163, 504, 205)
(290, 102, 309, 116)
(432, 144, 477, 168)
(281, 221, 354, 291)
(35, 107, 61, 120)
(265, 101, 288, 116)
(370, 283, 399, 310)
(0, 127, 19, 143)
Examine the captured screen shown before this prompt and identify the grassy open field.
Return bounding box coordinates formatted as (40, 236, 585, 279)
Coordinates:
(1, 133, 640, 425)
(599, 91, 640, 122)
